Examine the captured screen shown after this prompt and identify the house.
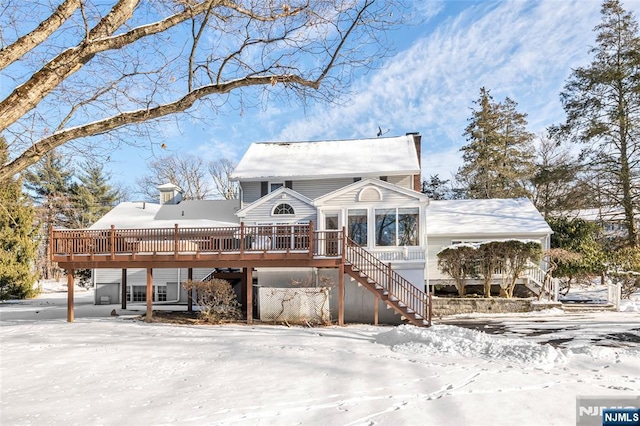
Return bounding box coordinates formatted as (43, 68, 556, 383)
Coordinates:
(54, 132, 552, 326)
(426, 198, 552, 294)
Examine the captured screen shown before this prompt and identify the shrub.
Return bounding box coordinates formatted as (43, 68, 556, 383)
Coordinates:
(182, 278, 241, 323)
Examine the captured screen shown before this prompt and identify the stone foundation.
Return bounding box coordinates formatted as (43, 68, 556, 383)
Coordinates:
(432, 297, 561, 316)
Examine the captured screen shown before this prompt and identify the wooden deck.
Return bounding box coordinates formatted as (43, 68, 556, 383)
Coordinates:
(51, 223, 344, 269)
(51, 223, 431, 327)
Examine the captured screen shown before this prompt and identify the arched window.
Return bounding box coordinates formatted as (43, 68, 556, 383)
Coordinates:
(273, 203, 295, 215)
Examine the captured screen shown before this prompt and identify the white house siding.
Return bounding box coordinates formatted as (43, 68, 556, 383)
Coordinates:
(322, 184, 419, 206)
(290, 178, 359, 200)
(241, 182, 262, 204)
(386, 175, 413, 190)
(242, 178, 357, 203)
(93, 267, 217, 304)
(241, 197, 317, 225)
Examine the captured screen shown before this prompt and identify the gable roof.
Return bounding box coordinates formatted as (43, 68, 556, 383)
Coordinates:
(235, 187, 314, 218)
(89, 200, 240, 229)
(314, 178, 428, 206)
(231, 135, 420, 181)
(427, 198, 552, 237)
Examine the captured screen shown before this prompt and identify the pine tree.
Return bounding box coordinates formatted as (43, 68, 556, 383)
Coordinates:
(457, 87, 536, 199)
(421, 174, 451, 200)
(0, 138, 38, 299)
(555, 0, 640, 247)
(23, 151, 74, 279)
(530, 136, 591, 218)
(69, 162, 121, 228)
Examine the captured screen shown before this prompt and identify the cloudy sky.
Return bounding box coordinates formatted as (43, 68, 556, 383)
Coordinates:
(102, 0, 640, 195)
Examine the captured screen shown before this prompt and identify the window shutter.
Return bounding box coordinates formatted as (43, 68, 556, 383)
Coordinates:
(285, 180, 293, 189)
(261, 181, 268, 196)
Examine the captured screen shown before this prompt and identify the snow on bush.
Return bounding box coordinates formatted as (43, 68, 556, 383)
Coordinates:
(375, 324, 568, 368)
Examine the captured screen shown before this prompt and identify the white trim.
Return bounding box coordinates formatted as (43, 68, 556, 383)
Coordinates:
(358, 186, 383, 202)
(314, 178, 428, 207)
(235, 187, 313, 218)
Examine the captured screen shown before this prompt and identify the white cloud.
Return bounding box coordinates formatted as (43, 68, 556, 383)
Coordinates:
(274, 0, 640, 178)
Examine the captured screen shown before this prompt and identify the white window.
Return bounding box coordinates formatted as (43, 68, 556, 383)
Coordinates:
(156, 286, 167, 302)
(375, 207, 419, 246)
(273, 203, 294, 215)
(348, 209, 368, 246)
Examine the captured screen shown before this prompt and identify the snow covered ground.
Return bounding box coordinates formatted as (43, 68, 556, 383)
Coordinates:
(1, 281, 639, 425)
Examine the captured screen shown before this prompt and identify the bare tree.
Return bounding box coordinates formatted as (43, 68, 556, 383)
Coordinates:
(208, 158, 238, 199)
(138, 153, 213, 200)
(0, 0, 408, 182)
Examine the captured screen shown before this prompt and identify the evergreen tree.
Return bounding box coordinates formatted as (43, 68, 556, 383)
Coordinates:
(530, 136, 591, 218)
(554, 0, 640, 247)
(70, 162, 121, 228)
(457, 88, 536, 199)
(23, 150, 74, 279)
(421, 174, 451, 200)
(548, 216, 607, 280)
(0, 138, 38, 299)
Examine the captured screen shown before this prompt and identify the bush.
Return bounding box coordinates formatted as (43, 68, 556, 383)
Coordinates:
(182, 278, 241, 323)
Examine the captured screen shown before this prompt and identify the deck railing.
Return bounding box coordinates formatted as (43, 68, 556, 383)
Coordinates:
(50, 223, 344, 259)
(345, 238, 429, 323)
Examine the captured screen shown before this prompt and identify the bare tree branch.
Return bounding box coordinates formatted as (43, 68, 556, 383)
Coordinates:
(0, 0, 82, 70)
(1, 0, 407, 181)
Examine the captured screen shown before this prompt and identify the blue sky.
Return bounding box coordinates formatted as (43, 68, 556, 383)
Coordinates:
(102, 0, 640, 196)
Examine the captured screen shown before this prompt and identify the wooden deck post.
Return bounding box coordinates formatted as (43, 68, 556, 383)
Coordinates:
(67, 269, 74, 323)
(110, 225, 115, 260)
(121, 269, 127, 309)
(174, 223, 179, 259)
(240, 222, 245, 254)
(187, 268, 193, 313)
(308, 221, 315, 258)
(146, 268, 153, 322)
(245, 267, 253, 324)
(338, 262, 344, 326)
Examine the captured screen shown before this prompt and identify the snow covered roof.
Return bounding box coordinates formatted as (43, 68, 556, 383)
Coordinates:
(427, 198, 552, 236)
(89, 200, 240, 230)
(156, 182, 183, 191)
(231, 135, 420, 181)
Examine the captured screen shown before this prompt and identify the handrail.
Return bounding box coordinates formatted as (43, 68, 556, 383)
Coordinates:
(344, 237, 429, 323)
(50, 223, 344, 259)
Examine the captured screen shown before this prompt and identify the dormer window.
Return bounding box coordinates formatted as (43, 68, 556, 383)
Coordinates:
(273, 203, 294, 215)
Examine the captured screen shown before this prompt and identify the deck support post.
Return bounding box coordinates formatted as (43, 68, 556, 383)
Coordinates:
(146, 268, 153, 322)
(67, 269, 74, 323)
(187, 268, 193, 312)
(338, 263, 344, 326)
(245, 267, 253, 324)
(121, 269, 127, 309)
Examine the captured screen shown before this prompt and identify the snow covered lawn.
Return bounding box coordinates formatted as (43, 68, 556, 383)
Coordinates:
(1, 287, 639, 425)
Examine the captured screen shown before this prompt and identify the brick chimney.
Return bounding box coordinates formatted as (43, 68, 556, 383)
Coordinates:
(406, 132, 421, 192)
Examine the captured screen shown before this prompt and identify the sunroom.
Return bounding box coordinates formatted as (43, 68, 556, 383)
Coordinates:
(314, 179, 429, 284)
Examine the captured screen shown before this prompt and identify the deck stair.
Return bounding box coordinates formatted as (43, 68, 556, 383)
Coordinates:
(344, 239, 430, 327)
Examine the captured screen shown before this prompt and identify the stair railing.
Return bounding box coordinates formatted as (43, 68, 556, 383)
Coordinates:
(344, 237, 430, 324)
